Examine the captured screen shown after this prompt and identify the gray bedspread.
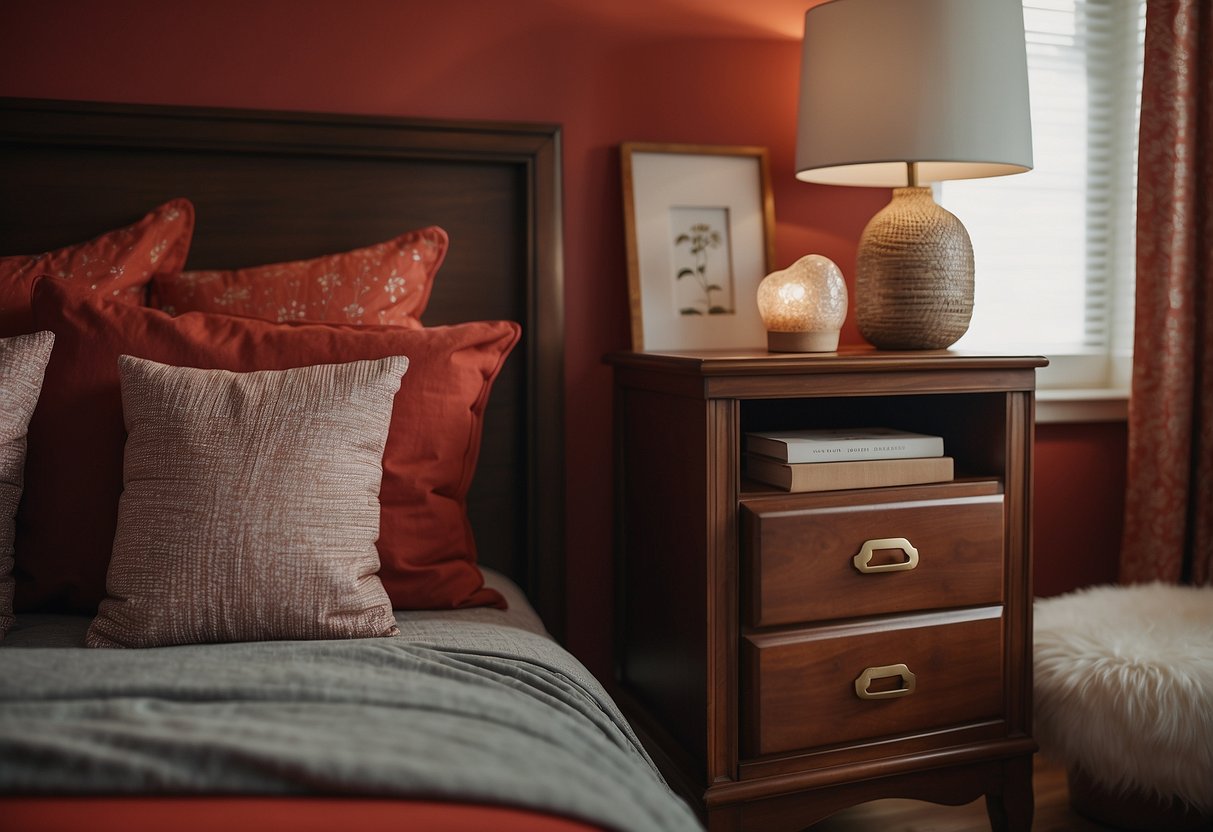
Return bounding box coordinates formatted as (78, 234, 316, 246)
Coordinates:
(0, 576, 702, 832)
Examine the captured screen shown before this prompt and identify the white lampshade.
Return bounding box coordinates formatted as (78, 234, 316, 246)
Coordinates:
(793, 0, 1032, 350)
(796, 0, 1033, 188)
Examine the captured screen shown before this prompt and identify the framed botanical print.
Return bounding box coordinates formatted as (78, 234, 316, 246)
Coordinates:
(621, 142, 776, 351)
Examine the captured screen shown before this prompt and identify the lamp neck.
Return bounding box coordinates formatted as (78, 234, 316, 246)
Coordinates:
(906, 161, 919, 188)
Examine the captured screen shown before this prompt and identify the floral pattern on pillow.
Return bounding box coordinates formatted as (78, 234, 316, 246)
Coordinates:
(0, 199, 194, 335)
(151, 226, 447, 326)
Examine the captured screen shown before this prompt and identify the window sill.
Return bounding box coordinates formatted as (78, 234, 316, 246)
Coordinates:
(1036, 388, 1128, 424)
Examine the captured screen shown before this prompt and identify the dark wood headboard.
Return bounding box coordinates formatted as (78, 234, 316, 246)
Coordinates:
(0, 98, 566, 639)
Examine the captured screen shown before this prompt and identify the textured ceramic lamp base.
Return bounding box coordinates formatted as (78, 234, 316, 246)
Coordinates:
(856, 186, 974, 350)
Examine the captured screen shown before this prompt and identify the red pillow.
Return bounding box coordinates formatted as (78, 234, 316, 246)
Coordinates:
(149, 226, 448, 325)
(0, 199, 194, 335)
(16, 277, 517, 614)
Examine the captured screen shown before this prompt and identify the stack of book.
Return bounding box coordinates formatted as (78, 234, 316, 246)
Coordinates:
(743, 427, 953, 493)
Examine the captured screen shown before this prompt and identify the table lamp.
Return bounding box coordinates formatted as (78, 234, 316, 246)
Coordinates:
(795, 0, 1033, 350)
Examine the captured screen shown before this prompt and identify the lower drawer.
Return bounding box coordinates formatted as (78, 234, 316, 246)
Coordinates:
(741, 606, 1004, 758)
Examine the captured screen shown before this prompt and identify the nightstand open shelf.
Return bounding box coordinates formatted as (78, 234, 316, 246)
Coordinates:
(739, 391, 1009, 481)
(608, 347, 1046, 832)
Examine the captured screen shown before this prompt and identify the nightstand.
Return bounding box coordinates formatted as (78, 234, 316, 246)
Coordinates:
(608, 347, 1045, 832)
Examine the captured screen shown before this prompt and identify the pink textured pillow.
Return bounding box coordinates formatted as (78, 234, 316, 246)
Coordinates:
(0, 199, 194, 335)
(86, 355, 407, 648)
(150, 226, 447, 325)
(0, 331, 55, 638)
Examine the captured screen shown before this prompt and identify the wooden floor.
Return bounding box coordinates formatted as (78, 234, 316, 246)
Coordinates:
(808, 755, 1117, 831)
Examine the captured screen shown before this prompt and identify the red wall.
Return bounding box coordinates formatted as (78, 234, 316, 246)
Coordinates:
(1034, 421, 1126, 596)
(0, 0, 1125, 678)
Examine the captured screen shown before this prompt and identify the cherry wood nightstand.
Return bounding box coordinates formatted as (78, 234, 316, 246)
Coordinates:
(608, 347, 1046, 832)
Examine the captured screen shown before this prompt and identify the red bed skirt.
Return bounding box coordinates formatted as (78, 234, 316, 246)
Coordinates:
(1, 797, 608, 832)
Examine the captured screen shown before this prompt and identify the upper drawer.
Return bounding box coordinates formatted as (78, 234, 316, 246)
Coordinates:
(742, 481, 1005, 628)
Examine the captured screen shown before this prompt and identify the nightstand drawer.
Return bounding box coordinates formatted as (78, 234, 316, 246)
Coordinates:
(742, 483, 1005, 628)
(741, 606, 1005, 758)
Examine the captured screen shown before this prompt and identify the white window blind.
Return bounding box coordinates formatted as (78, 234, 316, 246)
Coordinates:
(940, 0, 1145, 392)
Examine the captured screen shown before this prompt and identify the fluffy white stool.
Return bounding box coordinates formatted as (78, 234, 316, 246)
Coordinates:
(1034, 583, 1213, 831)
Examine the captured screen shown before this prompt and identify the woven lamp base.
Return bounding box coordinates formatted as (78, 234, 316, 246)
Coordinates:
(856, 186, 974, 350)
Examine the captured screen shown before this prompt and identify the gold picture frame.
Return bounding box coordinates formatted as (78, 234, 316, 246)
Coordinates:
(621, 142, 776, 351)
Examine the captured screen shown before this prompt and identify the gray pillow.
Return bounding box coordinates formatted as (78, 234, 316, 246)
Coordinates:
(0, 331, 55, 639)
(87, 354, 408, 648)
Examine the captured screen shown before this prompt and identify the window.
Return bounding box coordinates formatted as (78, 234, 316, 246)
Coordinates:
(939, 0, 1145, 401)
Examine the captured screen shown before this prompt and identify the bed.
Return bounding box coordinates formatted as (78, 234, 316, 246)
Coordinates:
(0, 98, 701, 832)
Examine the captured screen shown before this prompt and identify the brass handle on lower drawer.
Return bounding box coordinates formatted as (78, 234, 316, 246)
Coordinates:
(854, 663, 917, 700)
(852, 537, 919, 573)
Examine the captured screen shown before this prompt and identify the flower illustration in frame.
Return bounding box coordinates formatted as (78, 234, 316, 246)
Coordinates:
(671, 209, 734, 315)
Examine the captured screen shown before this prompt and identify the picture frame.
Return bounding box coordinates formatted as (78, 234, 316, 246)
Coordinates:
(621, 142, 776, 351)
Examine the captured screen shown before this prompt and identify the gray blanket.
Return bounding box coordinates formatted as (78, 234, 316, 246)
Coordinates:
(0, 608, 701, 832)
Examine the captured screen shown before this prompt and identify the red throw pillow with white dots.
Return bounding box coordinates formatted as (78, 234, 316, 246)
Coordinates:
(0, 199, 194, 335)
(150, 226, 447, 326)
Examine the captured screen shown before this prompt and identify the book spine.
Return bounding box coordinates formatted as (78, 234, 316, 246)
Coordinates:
(745, 455, 954, 493)
(781, 436, 943, 464)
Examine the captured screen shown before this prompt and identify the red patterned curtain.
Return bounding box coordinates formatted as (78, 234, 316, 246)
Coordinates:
(1120, 0, 1213, 585)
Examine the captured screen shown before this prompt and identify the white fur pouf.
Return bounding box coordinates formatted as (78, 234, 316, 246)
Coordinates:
(1034, 583, 1213, 818)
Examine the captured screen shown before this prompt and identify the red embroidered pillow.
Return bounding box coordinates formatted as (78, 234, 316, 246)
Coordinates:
(18, 277, 517, 615)
(0, 199, 194, 335)
(150, 226, 447, 325)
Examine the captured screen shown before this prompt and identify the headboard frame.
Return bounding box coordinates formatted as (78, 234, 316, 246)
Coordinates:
(0, 98, 566, 639)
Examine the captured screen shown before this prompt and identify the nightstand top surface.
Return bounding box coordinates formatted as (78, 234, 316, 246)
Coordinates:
(606, 345, 1049, 376)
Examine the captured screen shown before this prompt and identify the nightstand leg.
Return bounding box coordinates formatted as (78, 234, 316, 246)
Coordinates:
(705, 804, 741, 832)
(985, 756, 1034, 832)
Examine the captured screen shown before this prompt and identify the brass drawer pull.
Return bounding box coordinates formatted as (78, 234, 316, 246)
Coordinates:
(854, 663, 917, 700)
(852, 537, 919, 573)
